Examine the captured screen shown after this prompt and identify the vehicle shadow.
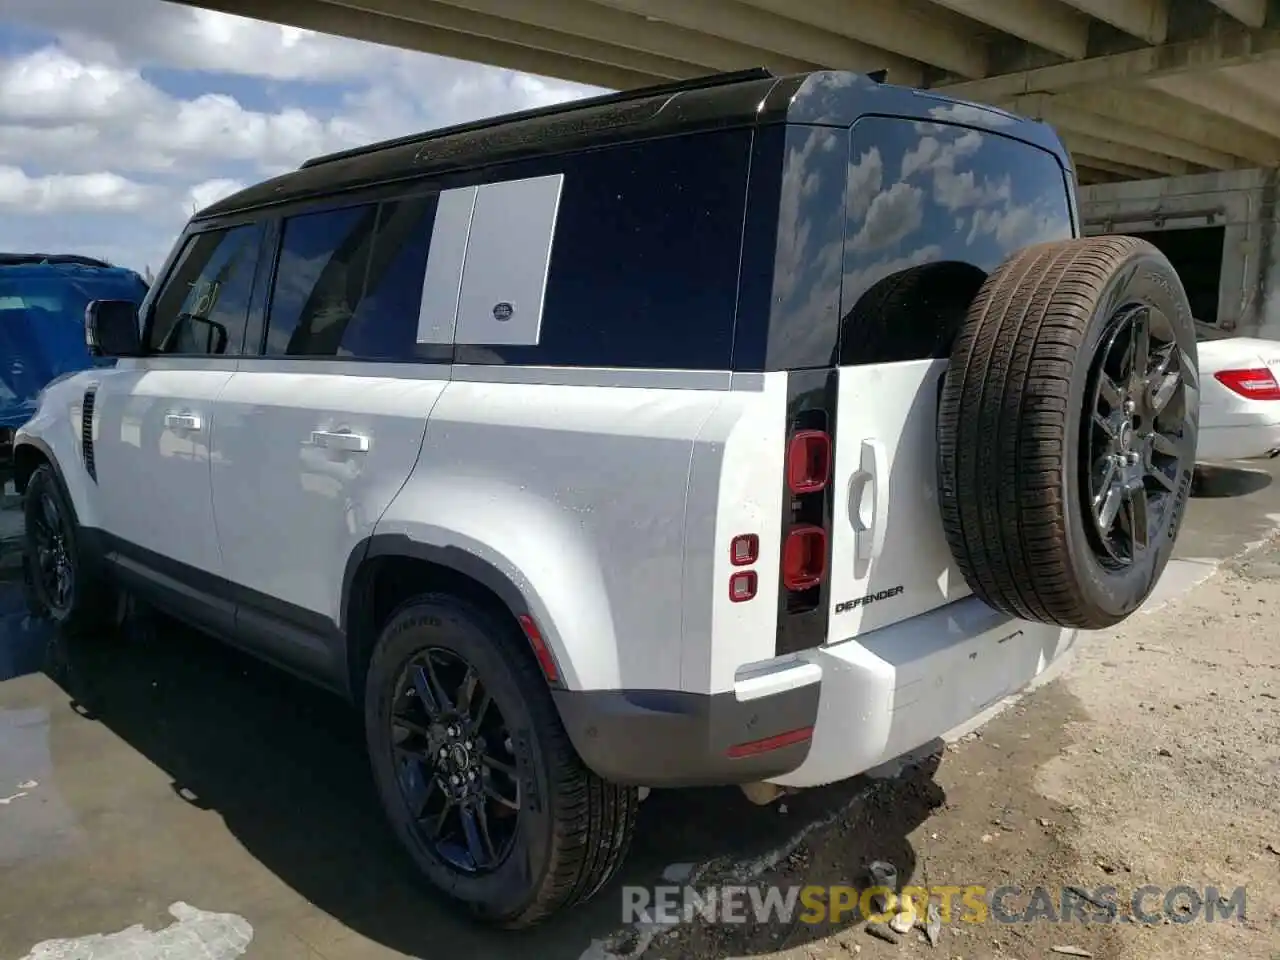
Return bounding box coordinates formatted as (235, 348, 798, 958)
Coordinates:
(33, 611, 942, 959)
(1191, 462, 1275, 499)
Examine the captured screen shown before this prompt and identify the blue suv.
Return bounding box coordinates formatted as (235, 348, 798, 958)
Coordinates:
(0, 254, 148, 463)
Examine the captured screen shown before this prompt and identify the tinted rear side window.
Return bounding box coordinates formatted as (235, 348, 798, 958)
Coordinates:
(455, 128, 752, 370)
(263, 195, 437, 360)
(839, 117, 1074, 366)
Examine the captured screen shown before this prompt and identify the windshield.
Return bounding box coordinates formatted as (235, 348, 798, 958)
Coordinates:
(0, 271, 147, 315)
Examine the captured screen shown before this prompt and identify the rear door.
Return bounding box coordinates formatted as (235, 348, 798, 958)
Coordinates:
(827, 116, 1076, 638)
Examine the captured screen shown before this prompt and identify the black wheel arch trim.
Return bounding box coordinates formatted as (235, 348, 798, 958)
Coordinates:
(342, 533, 566, 690)
(11, 436, 65, 496)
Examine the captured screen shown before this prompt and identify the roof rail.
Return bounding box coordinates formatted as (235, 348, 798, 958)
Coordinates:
(0, 253, 114, 268)
(299, 67, 775, 171)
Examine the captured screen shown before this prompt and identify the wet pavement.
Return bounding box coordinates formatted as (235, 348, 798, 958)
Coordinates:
(0, 459, 1278, 959)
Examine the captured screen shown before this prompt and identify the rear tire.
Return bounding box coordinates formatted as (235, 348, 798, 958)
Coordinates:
(364, 594, 638, 928)
(938, 236, 1199, 629)
(22, 463, 118, 636)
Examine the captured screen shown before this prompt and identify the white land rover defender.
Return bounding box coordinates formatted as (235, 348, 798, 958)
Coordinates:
(12, 68, 1198, 927)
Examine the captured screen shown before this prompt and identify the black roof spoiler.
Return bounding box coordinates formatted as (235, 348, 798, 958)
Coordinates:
(299, 67, 777, 171)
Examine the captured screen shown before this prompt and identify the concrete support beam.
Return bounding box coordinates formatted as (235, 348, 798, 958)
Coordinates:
(739, 0, 985, 77)
(1208, 0, 1268, 28)
(1148, 71, 1280, 138)
(1062, 132, 1193, 176)
(344, 0, 818, 77)
(924, 0, 1090, 59)
(325, 0, 707, 78)
(1055, 0, 1168, 44)
(1043, 87, 1280, 167)
(184, 0, 661, 88)
(1075, 165, 1125, 184)
(936, 26, 1280, 101)
(1010, 93, 1242, 169)
(1075, 157, 1164, 179)
(585, 0, 927, 87)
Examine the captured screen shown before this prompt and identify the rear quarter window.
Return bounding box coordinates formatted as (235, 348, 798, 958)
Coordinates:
(453, 128, 752, 371)
(839, 116, 1074, 366)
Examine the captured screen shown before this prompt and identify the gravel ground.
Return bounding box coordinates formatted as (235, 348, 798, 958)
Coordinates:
(639, 542, 1280, 960)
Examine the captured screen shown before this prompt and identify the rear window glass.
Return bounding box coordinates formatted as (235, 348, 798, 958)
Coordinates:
(840, 116, 1074, 365)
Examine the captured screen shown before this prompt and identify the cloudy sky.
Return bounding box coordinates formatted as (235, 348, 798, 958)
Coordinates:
(0, 0, 604, 274)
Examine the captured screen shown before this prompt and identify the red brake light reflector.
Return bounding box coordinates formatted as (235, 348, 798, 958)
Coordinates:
(787, 430, 831, 494)
(1214, 367, 1280, 401)
(726, 725, 814, 759)
(729, 570, 758, 602)
(518, 614, 559, 683)
(782, 524, 827, 591)
(730, 533, 759, 566)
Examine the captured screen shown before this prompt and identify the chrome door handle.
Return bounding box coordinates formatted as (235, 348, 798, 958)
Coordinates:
(849, 438, 888, 562)
(310, 430, 370, 453)
(164, 413, 202, 430)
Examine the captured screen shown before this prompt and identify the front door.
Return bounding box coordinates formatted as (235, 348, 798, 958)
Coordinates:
(92, 221, 264, 631)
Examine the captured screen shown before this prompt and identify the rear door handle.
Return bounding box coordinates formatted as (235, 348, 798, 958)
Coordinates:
(310, 430, 370, 453)
(849, 438, 888, 561)
(164, 413, 202, 431)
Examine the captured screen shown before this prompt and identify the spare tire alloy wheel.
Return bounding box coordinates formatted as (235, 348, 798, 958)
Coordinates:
(939, 237, 1199, 629)
(391, 647, 519, 873)
(1086, 302, 1188, 567)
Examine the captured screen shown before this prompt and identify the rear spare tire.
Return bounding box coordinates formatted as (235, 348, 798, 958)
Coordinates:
(938, 236, 1198, 629)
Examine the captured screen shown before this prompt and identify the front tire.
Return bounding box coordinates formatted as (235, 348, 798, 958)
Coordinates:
(22, 463, 116, 635)
(364, 594, 638, 927)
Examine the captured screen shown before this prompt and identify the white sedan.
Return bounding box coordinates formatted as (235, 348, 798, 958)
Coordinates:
(1196, 324, 1280, 462)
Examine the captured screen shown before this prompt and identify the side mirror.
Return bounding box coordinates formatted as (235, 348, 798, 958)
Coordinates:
(85, 300, 141, 358)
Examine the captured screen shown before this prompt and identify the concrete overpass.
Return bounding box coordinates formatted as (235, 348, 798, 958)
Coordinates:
(175, 0, 1280, 184)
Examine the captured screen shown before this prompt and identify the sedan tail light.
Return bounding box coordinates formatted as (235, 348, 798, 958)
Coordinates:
(1214, 367, 1280, 401)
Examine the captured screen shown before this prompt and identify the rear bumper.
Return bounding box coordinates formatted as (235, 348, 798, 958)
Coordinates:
(553, 668, 822, 788)
(771, 597, 1075, 788)
(556, 596, 1075, 790)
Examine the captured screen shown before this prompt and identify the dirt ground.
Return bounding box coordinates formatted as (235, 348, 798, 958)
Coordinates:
(639, 544, 1280, 960)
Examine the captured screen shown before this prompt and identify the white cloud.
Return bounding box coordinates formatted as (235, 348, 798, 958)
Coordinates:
(0, 166, 156, 213)
(850, 181, 924, 253)
(0, 0, 606, 270)
(847, 146, 883, 222)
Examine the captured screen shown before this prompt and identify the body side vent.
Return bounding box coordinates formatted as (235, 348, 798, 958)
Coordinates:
(82, 388, 97, 483)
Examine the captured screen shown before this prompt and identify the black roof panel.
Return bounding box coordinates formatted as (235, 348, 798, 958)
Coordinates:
(194, 68, 1069, 222)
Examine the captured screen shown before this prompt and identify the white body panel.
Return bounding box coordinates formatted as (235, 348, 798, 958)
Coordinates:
(14, 372, 101, 528)
(375, 367, 748, 693)
(208, 361, 449, 624)
(92, 358, 234, 574)
(686, 371, 787, 695)
(828, 359, 969, 638)
(1196, 337, 1280, 461)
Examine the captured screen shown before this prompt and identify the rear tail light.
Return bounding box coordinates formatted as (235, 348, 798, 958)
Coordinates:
(782, 524, 827, 590)
(787, 430, 831, 493)
(729, 570, 758, 602)
(730, 533, 759, 566)
(1214, 367, 1280, 400)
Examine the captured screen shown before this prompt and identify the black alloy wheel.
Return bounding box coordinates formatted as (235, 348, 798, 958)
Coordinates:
(389, 646, 520, 873)
(1085, 302, 1190, 568)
